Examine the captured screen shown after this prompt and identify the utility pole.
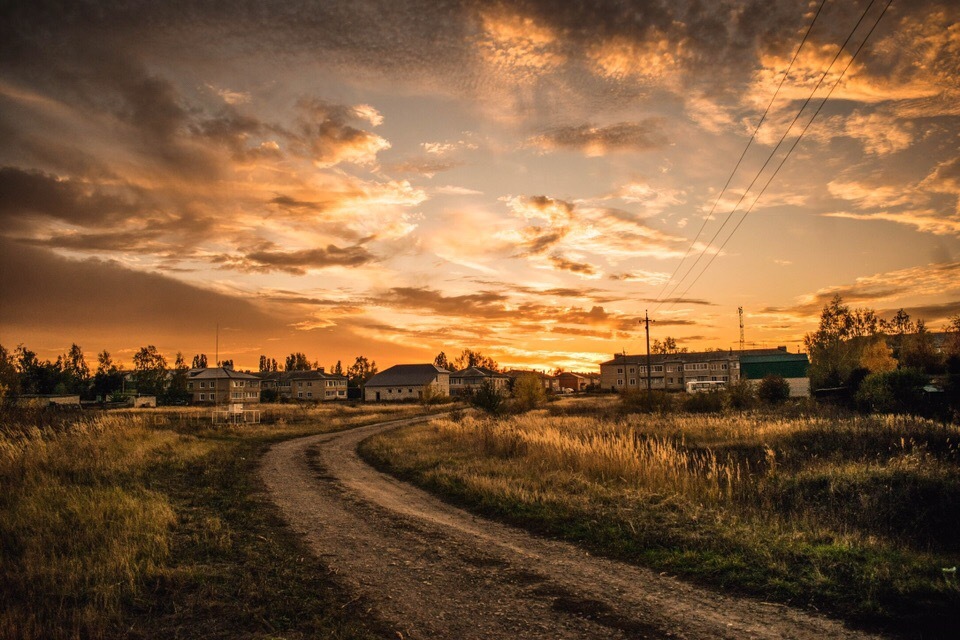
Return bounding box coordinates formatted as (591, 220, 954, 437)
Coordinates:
(643, 310, 653, 397)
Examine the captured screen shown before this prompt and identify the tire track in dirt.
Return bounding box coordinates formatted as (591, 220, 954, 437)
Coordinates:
(261, 416, 884, 640)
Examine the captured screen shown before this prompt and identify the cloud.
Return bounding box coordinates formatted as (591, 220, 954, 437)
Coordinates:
(235, 244, 378, 275)
(529, 119, 668, 156)
(387, 157, 462, 177)
(609, 270, 669, 285)
(545, 254, 600, 278)
(824, 210, 960, 236)
(0, 238, 280, 342)
(291, 99, 390, 167)
(0, 166, 141, 227)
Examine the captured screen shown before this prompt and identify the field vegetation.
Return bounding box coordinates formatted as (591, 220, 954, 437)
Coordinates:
(0, 402, 436, 640)
(361, 395, 960, 637)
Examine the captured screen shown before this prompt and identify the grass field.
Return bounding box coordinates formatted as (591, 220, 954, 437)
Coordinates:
(0, 402, 437, 640)
(360, 396, 960, 638)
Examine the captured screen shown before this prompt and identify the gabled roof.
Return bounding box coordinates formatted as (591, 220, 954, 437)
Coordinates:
(188, 367, 260, 380)
(286, 369, 347, 382)
(452, 366, 510, 379)
(365, 364, 449, 387)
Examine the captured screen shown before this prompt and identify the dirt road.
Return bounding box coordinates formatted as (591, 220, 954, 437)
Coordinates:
(261, 416, 883, 639)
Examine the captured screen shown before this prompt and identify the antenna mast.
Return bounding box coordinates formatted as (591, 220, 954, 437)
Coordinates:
(738, 307, 745, 352)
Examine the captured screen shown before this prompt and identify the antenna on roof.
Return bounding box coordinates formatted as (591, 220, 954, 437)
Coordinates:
(215, 322, 219, 368)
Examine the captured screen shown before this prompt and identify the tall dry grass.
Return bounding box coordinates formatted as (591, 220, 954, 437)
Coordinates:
(362, 406, 960, 631)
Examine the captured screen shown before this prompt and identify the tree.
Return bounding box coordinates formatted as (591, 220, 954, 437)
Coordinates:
(901, 319, 941, 373)
(470, 379, 505, 415)
(0, 344, 19, 401)
(220, 358, 234, 370)
(192, 353, 208, 369)
(855, 368, 927, 415)
(652, 337, 687, 355)
(512, 373, 545, 412)
(332, 360, 344, 376)
(433, 351, 450, 370)
(93, 350, 125, 400)
(452, 349, 498, 371)
(945, 314, 960, 359)
(803, 296, 881, 390)
(15, 345, 61, 395)
(860, 337, 897, 373)
(132, 345, 168, 396)
(347, 356, 378, 387)
(259, 355, 269, 372)
(757, 374, 790, 405)
(164, 352, 191, 404)
(882, 308, 916, 361)
(285, 352, 311, 371)
(61, 343, 90, 394)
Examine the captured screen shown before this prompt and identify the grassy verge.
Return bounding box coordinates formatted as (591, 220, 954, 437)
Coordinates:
(359, 398, 960, 638)
(0, 402, 439, 639)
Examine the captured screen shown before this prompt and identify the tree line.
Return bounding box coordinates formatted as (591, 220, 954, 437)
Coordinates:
(804, 295, 960, 415)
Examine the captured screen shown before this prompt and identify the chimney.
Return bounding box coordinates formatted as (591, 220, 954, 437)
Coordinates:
(317, 366, 325, 373)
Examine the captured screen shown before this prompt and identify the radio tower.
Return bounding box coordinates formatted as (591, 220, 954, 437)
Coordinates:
(738, 307, 745, 352)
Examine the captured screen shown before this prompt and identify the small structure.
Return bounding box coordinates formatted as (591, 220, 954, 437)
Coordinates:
(739, 352, 810, 397)
(17, 394, 81, 408)
(557, 371, 591, 392)
(130, 395, 157, 408)
(364, 364, 450, 402)
(449, 366, 511, 397)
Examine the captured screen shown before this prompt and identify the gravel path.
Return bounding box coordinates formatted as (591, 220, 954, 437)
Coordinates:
(261, 416, 884, 640)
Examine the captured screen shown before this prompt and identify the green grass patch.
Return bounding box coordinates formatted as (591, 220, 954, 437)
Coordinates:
(359, 406, 960, 638)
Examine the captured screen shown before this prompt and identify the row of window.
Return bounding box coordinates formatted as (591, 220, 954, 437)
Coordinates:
(617, 375, 731, 386)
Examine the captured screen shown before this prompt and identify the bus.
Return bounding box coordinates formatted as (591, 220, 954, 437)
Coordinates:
(685, 380, 727, 394)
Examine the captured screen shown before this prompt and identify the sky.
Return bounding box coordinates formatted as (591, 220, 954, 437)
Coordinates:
(1, 0, 959, 372)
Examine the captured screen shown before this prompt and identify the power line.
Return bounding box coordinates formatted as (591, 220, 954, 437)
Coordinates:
(653, 0, 828, 307)
(657, 0, 882, 309)
(668, 0, 894, 307)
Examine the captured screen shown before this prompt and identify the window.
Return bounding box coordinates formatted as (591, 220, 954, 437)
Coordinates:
(653, 365, 664, 372)
(307, 392, 312, 398)
(629, 379, 636, 385)
(298, 392, 303, 398)
(307, 381, 312, 387)
(617, 379, 624, 386)
(231, 392, 241, 399)
(188, 382, 193, 390)
(617, 368, 623, 374)
(408, 388, 413, 393)
(200, 381, 206, 388)
(199, 393, 205, 401)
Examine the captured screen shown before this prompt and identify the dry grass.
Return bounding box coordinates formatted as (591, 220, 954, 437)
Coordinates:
(0, 402, 436, 640)
(361, 401, 960, 635)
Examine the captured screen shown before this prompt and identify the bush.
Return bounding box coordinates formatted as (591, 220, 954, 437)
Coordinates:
(683, 390, 725, 413)
(512, 374, 545, 413)
(619, 389, 675, 414)
(470, 380, 505, 415)
(725, 378, 756, 410)
(855, 368, 927, 415)
(757, 374, 790, 405)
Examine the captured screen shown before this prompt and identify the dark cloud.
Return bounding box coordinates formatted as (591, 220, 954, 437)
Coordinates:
(530, 119, 668, 154)
(0, 166, 141, 227)
(0, 238, 280, 342)
(235, 244, 378, 275)
(20, 229, 163, 252)
(548, 254, 599, 276)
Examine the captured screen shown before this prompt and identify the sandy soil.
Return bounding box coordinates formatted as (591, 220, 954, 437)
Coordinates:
(261, 416, 885, 640)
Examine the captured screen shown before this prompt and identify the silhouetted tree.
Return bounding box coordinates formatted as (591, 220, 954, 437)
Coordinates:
(0, 344, 19, 400)
(452, 349, 498, 371)
(192, 353, 208, 368)
(433, 351, 450, 370)
(285, 352, 311, 371)
(347, 356, 378, 387)
(93, 350, 125, 400)
(133, 345, 168, 395)
(164, 352, 191, 404)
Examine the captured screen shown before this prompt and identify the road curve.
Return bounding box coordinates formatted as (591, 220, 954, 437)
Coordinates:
(261, 416, 883, 640)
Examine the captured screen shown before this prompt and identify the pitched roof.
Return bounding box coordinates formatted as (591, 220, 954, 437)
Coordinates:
(188, 367, 260, 380)
(365, 364, 449, 387)
(452, 366, 510, 378)
(286, 369, 347, 382)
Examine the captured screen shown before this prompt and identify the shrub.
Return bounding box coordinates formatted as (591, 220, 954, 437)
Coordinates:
(757, 374, 790, 405)
(619, 389, 675, 414)
(512, 374, 545, 413)
(725, 378, 756, 410)
(855, 368, 927, 415)
(683, 390, 725, 413)
(470, 380, 505, 415)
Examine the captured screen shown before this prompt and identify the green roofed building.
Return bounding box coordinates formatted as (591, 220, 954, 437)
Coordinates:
(739, 352, 810, 397)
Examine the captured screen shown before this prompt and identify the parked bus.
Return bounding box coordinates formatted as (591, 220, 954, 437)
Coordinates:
(685, 380, 727, 394)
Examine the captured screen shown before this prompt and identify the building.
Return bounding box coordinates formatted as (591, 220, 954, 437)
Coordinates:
(364, 364, 450, 402)
(739, 352, 810, 397)
(505, 370, 560, 393)
(557, 371, 592, 392)
(449, 366, 511, 396)
(600, 347, 806, 393)
(287, 369, 348, 401)
(187, 367, 261, 404)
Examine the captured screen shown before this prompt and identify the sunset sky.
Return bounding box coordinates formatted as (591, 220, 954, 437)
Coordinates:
(2, 0, 959, 372)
